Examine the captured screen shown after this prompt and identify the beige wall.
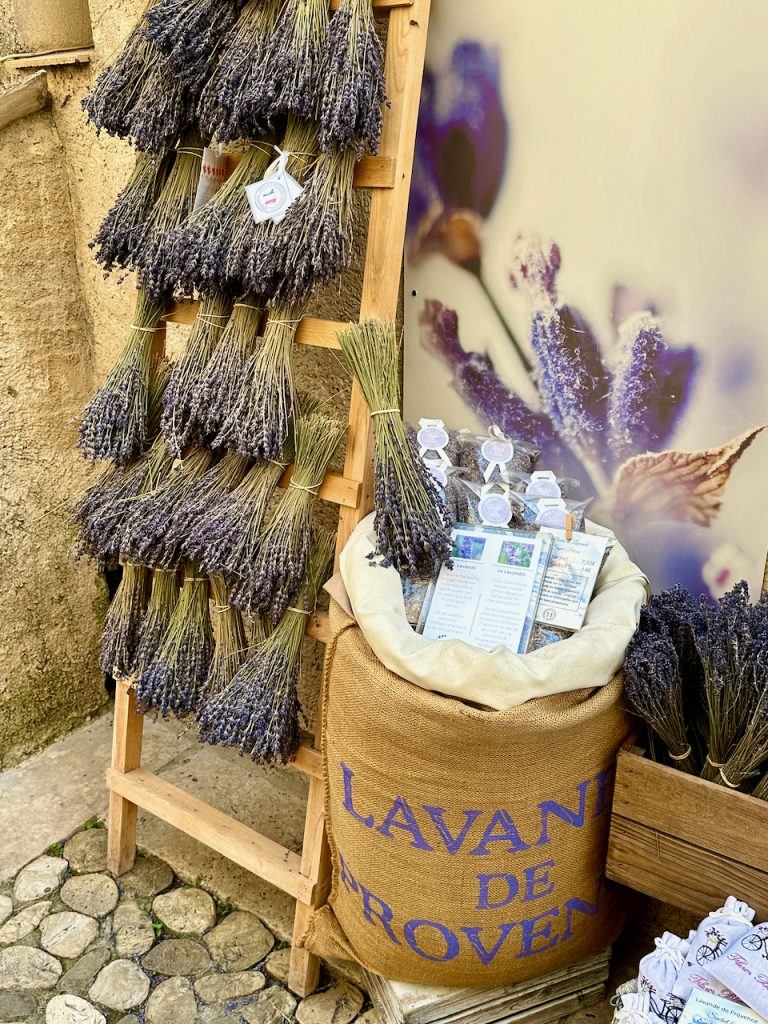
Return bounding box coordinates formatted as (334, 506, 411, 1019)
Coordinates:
(0, 0, 368, 764)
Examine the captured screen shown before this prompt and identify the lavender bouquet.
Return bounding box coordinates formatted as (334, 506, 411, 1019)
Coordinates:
(197, 529, 335, 763)
(195, 300, 264, 442)
(91, 151, 173, 279)
(206, 573, 248, 698)
(164, 450, 251, 555)
(166, 142, 274, 298)
(215, 303, 305, 459)
(197, 0, 282, 143)
(135, 562, 214, 718)
(337, 319, 453, 575)
(78, 288, 167, 466)
(141, 0, 240, 90)
(135, 568, 180, 671)
(238, 411, 343, 621)
(318, 0, 387, 155)
(161, 292, 233, 456)
(99, 563, 152, 678)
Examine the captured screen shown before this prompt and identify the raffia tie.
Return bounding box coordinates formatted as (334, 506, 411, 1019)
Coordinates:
(289, 480, 323, 494)
(669, 746, 692, 762)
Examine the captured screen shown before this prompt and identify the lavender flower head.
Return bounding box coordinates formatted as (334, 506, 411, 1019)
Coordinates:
(142, 0, 240, 89)
(609, 312, 697, 465)
(99, 564, 152, 678)
(510, 237, 562, 307)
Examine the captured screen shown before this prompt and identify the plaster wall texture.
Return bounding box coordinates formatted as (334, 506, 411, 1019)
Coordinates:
(0, 0, 373, 762)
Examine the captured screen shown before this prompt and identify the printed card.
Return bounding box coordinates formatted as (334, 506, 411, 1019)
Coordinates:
(679, 990, 767, 1024)
(534, 528, 610, 631)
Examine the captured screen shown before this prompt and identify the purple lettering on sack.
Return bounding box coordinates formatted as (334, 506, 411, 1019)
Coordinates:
(341, 762, 375, 828)
(403, 919, 460, 962)
(476, 874, 519, 910)
(376, 796, 435, 851)
(522, 861, 556, 902)
(360, 885, 402, 946)
(592, 768, 612, 818)
(560, 890, 601, 941)
(536, 778, 591, 846)
(423, 806, 484, 855)
(469, 810, 531, 856)
(756, 975, 768, 992)
(727, 953, 752, 974)
(461, 923, 518, 965)
(518, 907, 560, 957)
(339, 851, 359, 894)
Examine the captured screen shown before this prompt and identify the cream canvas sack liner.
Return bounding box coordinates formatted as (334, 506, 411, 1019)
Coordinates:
(339, 513, 649, 710)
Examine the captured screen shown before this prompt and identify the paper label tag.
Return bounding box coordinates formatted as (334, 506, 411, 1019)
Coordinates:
(418, 422, 449, 452)
(478, 491, 512, 527)
(193, 146, 228, 212)
(534, 498, 568, 529)
(246, 150, 304, 225)
(526, 471, 562, 499)
(427, 462, 448, 488)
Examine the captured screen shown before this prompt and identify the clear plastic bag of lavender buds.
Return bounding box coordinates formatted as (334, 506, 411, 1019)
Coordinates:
(456, 426, 539, 484)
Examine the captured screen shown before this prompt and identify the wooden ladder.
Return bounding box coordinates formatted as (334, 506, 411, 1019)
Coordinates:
(106, 0, 431, 998)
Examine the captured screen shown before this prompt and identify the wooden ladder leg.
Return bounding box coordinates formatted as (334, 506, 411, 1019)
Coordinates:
(107, 679, 145, 875)
(288, 772, 332, 997)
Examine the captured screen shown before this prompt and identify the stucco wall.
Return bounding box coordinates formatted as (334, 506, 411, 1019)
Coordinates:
(0, 0, 371, 762)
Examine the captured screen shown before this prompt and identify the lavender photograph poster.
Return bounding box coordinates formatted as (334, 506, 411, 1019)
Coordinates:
(403, 1, 768, 598)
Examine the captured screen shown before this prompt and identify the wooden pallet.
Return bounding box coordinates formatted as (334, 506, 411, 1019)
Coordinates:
(106, 0, 431, 999)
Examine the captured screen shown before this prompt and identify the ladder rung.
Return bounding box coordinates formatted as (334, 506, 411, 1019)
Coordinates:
(106, 767, 317, 902)
(280, 466, 360, 509)
(332, 0, 413, 7)
(293, 734, 323, 777)
(223, 153, 396, 190)
(165, 305, 346, 353)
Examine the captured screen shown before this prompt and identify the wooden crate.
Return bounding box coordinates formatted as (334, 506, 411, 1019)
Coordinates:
(606, 748, 768, 918)
(364, 948, 611, 1024)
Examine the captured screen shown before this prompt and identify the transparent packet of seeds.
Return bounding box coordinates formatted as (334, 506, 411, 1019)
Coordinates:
(456, 425, 539, 484)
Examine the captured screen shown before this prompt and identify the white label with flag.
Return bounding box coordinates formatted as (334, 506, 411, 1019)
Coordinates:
(246, 149, 304, 225)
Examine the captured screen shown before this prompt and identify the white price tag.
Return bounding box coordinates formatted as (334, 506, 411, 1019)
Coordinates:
(245, 149, 304, 225)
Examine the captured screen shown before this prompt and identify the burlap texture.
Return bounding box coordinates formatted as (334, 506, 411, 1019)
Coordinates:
(301, 601, 635, 987)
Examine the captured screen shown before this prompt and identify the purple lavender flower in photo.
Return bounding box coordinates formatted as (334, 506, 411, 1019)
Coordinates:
(609, 313, 697, 465)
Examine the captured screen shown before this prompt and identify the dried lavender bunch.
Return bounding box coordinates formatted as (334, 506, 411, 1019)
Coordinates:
(624, 606, 699, 774)
(136, 562, 214, 717)
(135, 568, 180, 670)
(99, 563, 152, 678)
(240, 412, 343, 621)
(697, 582, 763, 782)
(717, 685, 768, 791)
(319, 0, 386, 155)
(184, 446, 290, 575)
(194, 300, 264, 440)
(250, 147, 357, 303)
(216, 304, 304, 458)
(78, 289, 167, 465)
(161, 292, 233, 455)
(82, 11, 156, 140)
(206, 573, 248, 697)
(133, 131, 206, 299)
(198, 529, 334, 762)
(338, 319, 453, 575)
(247, 0, 329, 123)
(91, 152, 173, 278)
(197, 0, 282, 143)
(121, 448, 218, 569)
(142, 0, 240, 89)
(165, 450, 251, 552)
(167, 142, 274, 297)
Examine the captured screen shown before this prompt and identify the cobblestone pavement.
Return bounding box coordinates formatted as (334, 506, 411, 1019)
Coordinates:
(0, 827, 374, 1024)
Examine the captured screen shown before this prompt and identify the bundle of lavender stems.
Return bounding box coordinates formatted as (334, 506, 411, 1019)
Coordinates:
(78, 288, 167, 466)
(337, 319, 453, 575)
(197, 528, 335, 763)
(99, 563, 152, 678)
(624, 580, 768, 795)
(135, 561, 214, 717)
(235, 410, 343, 621)
(135, 568, 180, 672)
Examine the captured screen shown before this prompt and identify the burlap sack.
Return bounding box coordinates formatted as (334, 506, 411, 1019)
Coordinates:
(300, 600, 635, 988)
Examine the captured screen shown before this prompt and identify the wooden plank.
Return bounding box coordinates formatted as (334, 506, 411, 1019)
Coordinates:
(223, 151, 395, 188)
(107, 681, 145, 875)
(279, 465, 360, 509)
(3, 47, 93, 70)
(107, 766, 316, 903)
(289, 774, 332, 996)
(0, 70, 49, 131)
(292, 737, 323, 780)
(612, 749, 768, 869)
(332, 0, 413, 7)
(165, 305, 346, 351)
(607, 816, 768, 920)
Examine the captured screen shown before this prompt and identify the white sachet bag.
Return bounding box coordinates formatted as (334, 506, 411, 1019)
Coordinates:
(613, 990, 664, 1024)
(639, 932, 691, 1022)
(708, 921, 768, 1019)
(672, 897, 756, 1002)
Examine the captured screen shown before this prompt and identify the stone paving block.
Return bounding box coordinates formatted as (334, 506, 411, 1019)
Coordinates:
(88, 960, 150, 1011)
(152, 887, 216, 935)
(62, 832, 108, 876)
(13, 858, 67, 904)
(295, 981, 364, 1024)
(205, 912, 274, 972)
(56, 949, 109, 998)
(60, 875, 118, 919)
(145, 977, 196, 1024)
(45, 992, 105, 1024)
(142, 939, 211, 978)
(0, 948, 62, 991)
(39, 913, 99, 960)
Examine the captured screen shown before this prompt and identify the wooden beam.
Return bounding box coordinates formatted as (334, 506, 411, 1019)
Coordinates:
(279, 466, 359, 510)
(107, 767, 316, 903)
(331, 0, 413, 7)
(107, 681, 145, 875)
(165, 304, 346, 353)
(291, 738, 323, 779)
(0, 70, 49, 131)
(223, 151, 395, 189)
(2, 47, 93, 70)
